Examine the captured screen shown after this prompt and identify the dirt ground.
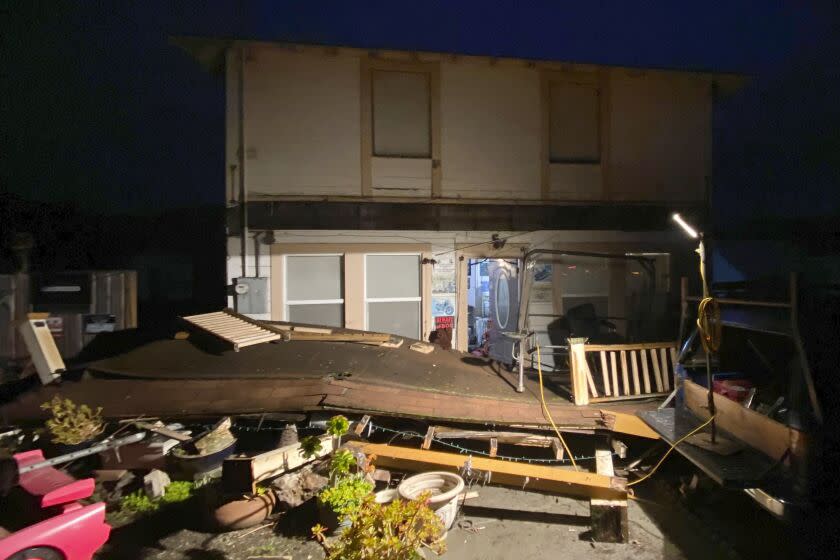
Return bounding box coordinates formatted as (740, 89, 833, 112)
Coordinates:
(94, 471, 796, 560)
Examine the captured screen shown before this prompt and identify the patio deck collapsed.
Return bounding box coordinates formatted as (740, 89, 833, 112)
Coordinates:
(0, 322, 659, 441)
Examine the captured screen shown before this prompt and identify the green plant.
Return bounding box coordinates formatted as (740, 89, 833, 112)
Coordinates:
(318, 476, 373, 519)
(326, 415, 350, 439)
(300, 435, 324, 460)
(40, 397, 104, 445)
(161, 481, 194, 504)
(313, 492, 445, 560)
(120, 490, 159, 514)
(329, 449, 356, 481)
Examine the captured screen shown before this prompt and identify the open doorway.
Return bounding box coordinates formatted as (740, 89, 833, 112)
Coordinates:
(465, 257, 521, 363)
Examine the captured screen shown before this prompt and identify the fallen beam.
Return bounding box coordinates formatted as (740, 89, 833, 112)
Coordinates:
(345, 441, 627, 501)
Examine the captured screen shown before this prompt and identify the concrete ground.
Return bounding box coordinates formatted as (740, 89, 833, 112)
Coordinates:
(94, 479, 792, 560)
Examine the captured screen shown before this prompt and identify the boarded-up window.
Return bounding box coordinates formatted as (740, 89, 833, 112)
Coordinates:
(549, 82, 600, 163)
(373, 71, 431, 158)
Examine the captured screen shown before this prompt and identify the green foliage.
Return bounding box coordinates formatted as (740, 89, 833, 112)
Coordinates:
(326, 415, 350, 439)
(40, 396, 104, 445)
(314, 492, 445, 560)
(329, 449, 356, 480)
(300, 435, 324, 460)
(161, 481, 194, 504)
(120, 490, 159, 514)
(318, 476, 373, 518)
(119, 481, 195, 515)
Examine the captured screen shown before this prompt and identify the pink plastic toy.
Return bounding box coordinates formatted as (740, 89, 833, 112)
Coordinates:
(0, 450, 110, 560)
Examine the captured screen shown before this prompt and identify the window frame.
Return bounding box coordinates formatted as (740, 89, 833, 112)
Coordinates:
(283, 253, 345, 326)
(363, 252, 422, 338)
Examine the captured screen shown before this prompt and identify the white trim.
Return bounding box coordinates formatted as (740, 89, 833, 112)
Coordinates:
(365, 297, 421, 303)
(286, 299, 344, 305)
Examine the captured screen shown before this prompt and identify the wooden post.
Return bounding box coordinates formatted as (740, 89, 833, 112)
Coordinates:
(589, 449, 629, 543)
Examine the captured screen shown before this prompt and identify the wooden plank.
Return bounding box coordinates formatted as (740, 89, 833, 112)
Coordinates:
(583, 342, 677, 352)
(588, 392, 669, 404)
(659, 348, 670, 390)
(432, 429, 556, 447)
(601, 410, 660, 440)
(133, 422, 192, 442)
(222, 433, 336, 494)
(422, 426, 435, 450)
(287, 331, 390, 344)
(569, 341, 590, 405)
(590, 448, 629, 543)
(650, 349, 663, 392)
(640, 349, 652, 393)
(619, 351, 630, 395)
(346, 442, 626, 500)
(584, 355, 599, 398)
(353, 415, 371, 436)
(610, 352, 619, 396)
(599, 351, 611, 396)
(683, 380, 806, 461)
(551, 438, 565, 460)
(489, 438, 498, 458)
(631, 351, 643, 394)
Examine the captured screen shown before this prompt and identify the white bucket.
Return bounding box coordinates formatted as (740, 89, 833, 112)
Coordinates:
(397, 471, 465, 531)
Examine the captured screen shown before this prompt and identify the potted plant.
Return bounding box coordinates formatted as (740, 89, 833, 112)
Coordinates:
(40, 397, 105, 455)
(312, 491, 445, 560)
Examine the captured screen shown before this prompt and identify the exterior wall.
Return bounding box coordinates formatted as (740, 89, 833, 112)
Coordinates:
(227, 229, 687, 345)
(227, 45, 720, 205)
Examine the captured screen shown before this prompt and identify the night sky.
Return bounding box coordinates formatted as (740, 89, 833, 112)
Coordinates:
(2, 1, 837, 220)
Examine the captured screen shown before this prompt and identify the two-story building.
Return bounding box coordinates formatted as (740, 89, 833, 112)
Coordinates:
(177, 37, 742, 353)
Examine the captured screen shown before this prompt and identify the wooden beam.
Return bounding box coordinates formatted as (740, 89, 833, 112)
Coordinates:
(346, 442, 627, 500)
(601, 410, 660, 440)
(589, 449, 629, 543)
(422, 426, 436, 450)
(432, 428, 558, 447)
(285, 331, 390, 344)
(683, 379, 806, 461)
(489, 438, 498, 458)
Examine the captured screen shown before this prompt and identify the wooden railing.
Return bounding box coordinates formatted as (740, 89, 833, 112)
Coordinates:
(568, 339, 677, 405)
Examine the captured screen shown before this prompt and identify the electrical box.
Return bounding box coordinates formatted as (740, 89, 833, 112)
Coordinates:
(234, 277, 268, 315)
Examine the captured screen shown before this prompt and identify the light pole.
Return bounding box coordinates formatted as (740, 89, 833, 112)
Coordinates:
(673, 213, 717, 444)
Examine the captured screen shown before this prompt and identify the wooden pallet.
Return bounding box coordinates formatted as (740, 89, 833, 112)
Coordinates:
(181, 310, 282, 351)
(569, 340, 676, 405)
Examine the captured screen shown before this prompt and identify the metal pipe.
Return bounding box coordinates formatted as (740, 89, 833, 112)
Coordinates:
(238, 45, 248, 279)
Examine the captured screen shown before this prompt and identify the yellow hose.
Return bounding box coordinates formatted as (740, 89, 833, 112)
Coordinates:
(627, 414, 716, 486)
(536, 344, 578, 470)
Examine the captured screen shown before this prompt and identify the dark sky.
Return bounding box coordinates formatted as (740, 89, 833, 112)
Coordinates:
(2, 1, 836, 219)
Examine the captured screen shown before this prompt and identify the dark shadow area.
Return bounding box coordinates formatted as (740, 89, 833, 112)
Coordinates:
(274, 499, 319, 538)
(460, 504, 590, 526)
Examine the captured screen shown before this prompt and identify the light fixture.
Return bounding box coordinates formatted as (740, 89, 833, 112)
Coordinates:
(672, 213, 699, 239)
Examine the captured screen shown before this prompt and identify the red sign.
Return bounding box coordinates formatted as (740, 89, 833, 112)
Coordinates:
(434, 315, 454, 329)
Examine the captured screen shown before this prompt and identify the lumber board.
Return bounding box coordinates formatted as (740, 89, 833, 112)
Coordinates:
(620, 351, 630, 395)
(610, 352, 619, 396)
(432, 428, 557, 447)
(650, 349, 663, 392)
(346, 442, 626, 500)
(659, 348, 670, 390)
(222, 433, 336, 494)
(583, 342, 677, 352)
(599, 351, 611, 396)
(422, 426, 436, 450)
(631, 351, 643, 394)
(489, 438, 498, 457)
(590, 448, 629, 543)
(601, 410, 660, 440)
(286, 331, 390, 344)
(683, 380, 806, 461)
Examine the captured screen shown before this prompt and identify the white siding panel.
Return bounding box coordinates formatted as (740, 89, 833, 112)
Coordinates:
(371, 157, 432, 197)
(609, 72, 710, 201)
(549, 163, 602, 200)
(244, 50, 361, 197)
(441, 62, 541, 199)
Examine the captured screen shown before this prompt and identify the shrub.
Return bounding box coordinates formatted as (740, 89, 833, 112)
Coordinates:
(313, 492, 445, 560)
(318, 476, 373, 519)
(40, 397, 104, 445)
